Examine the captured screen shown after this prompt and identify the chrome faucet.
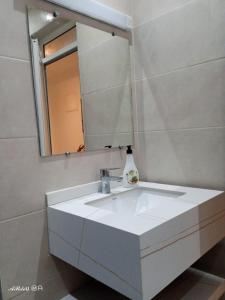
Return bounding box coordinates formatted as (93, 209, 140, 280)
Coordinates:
(99, 168, 122, 194)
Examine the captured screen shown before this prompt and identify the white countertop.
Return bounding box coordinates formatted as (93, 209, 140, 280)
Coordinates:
(47, 182, 224, 237)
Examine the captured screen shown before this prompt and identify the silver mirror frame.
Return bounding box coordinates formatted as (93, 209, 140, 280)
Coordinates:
(27, 2, 134, 157)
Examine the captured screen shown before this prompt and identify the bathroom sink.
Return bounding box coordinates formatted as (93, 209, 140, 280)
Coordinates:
(86, 187, 185, 215)
(46, 181, 225, 300)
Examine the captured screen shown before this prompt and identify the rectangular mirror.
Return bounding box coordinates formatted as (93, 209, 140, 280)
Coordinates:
(27, 5, 134, 156)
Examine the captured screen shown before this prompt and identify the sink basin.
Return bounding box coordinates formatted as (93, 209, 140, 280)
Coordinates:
(86, 187, 185, 215)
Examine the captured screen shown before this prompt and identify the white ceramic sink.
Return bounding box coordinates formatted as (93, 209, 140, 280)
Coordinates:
(46, 181, 225, 300)
(86, 188, 185, 215)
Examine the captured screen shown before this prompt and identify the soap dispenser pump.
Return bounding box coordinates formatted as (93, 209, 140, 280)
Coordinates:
(123, 145, 139, 187)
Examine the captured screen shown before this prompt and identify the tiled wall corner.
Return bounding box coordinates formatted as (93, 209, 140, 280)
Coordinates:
(132, 0, 225, 278)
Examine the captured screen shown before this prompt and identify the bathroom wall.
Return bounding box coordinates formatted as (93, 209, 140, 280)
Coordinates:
(0, 0, 130, 299)
(95, 0, 131, 15)
(132, 0, 225, 278)
(77, 23, 133, 150)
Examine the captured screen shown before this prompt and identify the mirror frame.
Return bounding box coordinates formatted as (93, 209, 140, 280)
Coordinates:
(27, 1, 134, 157)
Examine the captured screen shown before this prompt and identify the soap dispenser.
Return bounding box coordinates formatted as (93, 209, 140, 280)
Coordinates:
(123, 145, 139, 187)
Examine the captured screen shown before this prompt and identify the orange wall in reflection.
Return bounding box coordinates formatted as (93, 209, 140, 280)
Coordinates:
(46, 52, 84, 155)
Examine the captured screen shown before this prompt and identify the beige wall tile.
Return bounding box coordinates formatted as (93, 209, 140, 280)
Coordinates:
(79, 36, 131, 94)
(96, 0, 131, 16)
(0, 211, 87, 300)
(136, 59, 225, 131)
(83, 85, 132, 135)
(0, 137, 123, 222)
(0, 57, 37, 138)
(77, 23, 112, 54)
(12, 275, 86, 300)
(0, 0, 29, 60)
(77, 20, 133, 150)
(132, 0, 191, 27)
(136, 128, 225, 190)
(134, 0, 225, 80)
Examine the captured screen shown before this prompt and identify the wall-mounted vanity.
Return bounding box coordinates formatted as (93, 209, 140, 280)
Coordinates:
(46, 181, 225, 300)
(27, 1, 133, 156)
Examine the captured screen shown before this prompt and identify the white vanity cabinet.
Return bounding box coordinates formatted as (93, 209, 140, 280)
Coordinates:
(46, 182, 225, 300)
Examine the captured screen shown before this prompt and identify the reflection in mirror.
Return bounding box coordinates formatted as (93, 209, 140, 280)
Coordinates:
(27, 6, 133, 156)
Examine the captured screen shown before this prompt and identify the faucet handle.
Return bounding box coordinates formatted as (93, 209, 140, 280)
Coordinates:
(100, 168, 120, 178)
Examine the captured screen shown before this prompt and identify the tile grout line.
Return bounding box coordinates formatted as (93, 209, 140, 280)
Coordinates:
(81, 76, 131, 96)
(0, 55, 30, 63)
(78, 34, 114, 56)
(85, 132, 132, 137)
(134, 56, 225, 83)
(134, 126, 225, 134)
(133, 0, 198, 29)
(0, 209, 46, 224)
(0, 136, 37, 140)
